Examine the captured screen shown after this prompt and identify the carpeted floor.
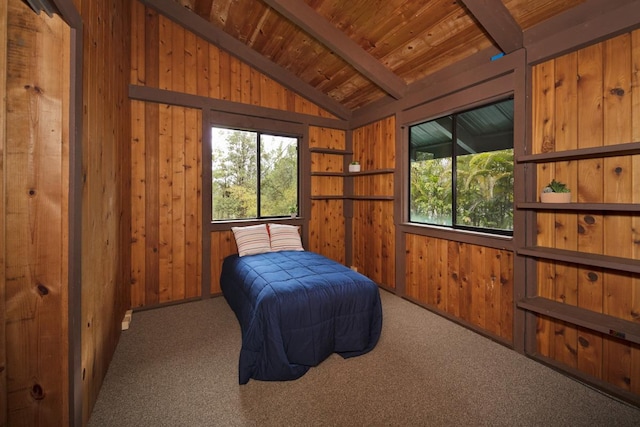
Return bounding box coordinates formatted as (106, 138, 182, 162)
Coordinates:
(88, 289, 640, 426)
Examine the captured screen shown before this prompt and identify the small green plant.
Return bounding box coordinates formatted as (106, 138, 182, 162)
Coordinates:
(350, 161, 359, 165)
(288, 205, 297, 214)
(542, 179, 570, 193)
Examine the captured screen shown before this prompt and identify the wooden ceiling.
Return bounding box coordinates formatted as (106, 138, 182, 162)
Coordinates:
(150, 0, 632, 118)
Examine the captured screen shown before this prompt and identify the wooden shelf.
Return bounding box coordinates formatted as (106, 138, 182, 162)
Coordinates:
(311, 195, 394, 201)
(516, 141, 640, 163)
(518, 297, 640, 345)
(517, 202, 640, 212)
(348, 168, 395, 176)
(517, 246, 640, 274)
(310, 171, 344, 176)
(310, 195, 344, 200)
(350, 195, 394, 200)
(309, 147, 352, 155)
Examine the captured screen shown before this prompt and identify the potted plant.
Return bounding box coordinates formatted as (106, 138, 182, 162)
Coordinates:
(348, 161, 361, 173)
(540, 179, 571, 203)
(288, 205, 297, 218)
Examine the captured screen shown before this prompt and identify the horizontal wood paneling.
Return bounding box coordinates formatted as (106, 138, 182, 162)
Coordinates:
(531, 29, 640, 396)
(405, 235, 514, 342)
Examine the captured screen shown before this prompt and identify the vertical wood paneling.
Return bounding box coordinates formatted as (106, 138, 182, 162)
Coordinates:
(532, 59, 556, 358)
(602, 33, 633, 391)
(210, 231, 237, 295)
(5, 3, 69, 425)
(404, 234, 514, 342)
(131, 104, 203, 307)
(531, 29, 640, 399)
(352, 117, 395, 288)
(308, 126, 346, 263)
(630, 30, 640, 395)
(79, 0, 132, 422)
(0, 0, 7, 423)
(132, 10, 338, 306)
(553, 52, 579, 368)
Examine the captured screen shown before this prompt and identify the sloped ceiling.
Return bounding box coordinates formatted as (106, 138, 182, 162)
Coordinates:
(143, 0, 639, 119)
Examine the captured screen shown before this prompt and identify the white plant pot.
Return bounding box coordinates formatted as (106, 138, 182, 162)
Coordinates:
(349, 164, 361, 172)
(540, 192, 571, 203)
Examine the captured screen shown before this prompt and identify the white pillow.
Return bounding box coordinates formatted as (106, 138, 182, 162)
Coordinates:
(231, 224, 272, 257)
(268, 224, 304, 252)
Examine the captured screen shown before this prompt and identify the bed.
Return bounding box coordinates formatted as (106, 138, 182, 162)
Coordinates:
(221, 250, 383, 384)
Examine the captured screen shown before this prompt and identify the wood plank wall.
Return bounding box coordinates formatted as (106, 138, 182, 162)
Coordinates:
(78, 0, 132, 422)
(405, 236, 514, 342)
(130, 101, 203, 306)
(531, 29, 640, 396)
(352, 117, 396, 288)
(4, 4, 70, 425)
(3, 0, 131, 425)
(309, 126, 346, 263)
(131, 1, 339, 304)
(0, 1, 7, 424)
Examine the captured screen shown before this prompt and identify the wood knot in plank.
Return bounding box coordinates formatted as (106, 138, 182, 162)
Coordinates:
(24, 85, 43, 94)
(28, 188, 36, 197)
(36, 283, 49, 296)
(583, 215, 595, 225)
(31, 383, 45, 401)
(577, 224, 586, 234)
(614, 166, 623, 175)
(587, 272, 599, 282)
(578, 336, 589, 348)
(610, 87, 625, 97)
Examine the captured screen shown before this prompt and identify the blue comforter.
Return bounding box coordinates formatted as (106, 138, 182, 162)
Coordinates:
(221, 250, 383, 384)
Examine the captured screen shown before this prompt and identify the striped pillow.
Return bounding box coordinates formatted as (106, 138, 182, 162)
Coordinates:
(268, 224, 304, 252)
(231, 224, 272, 257)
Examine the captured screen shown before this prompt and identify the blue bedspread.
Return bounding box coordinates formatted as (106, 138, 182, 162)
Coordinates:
(220, 250, 383, 384)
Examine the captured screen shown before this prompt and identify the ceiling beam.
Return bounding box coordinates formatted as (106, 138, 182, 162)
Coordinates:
(138, 0, 351, 120)
(459, 0, 523, 53)
(262, 0, 407, 100)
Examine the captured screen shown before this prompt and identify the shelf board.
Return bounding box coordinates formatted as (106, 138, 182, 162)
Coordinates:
(350, 195, 394, 200)
(310, 195, 344, 200)
(517, 246, 640, 274)
(310, 171, 344, 177)
(310, 195, 395, 201)
(517, 202, 640, 212)
(309, 147, 352, 155)
(517, 141, 640, 163)
(518, 297, 640, 345)
(348, 168, 395, 176)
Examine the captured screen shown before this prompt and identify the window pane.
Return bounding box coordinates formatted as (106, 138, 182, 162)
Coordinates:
(409, 118, 453, 225)
(211, 128, 257, 220)
(260, 134, 298, 217)
(408, 98, 513, 235)
(455, 100, 514, 231)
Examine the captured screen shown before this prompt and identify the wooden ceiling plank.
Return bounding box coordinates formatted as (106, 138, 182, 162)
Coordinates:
(138, 0, 351, 120)
(262, 0, 407, 100)
(459, 0, 523, 53)
(193, 0, 214, 20)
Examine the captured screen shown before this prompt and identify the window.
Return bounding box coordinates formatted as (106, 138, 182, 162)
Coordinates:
(409, 98, 514, 235)
(211, 127, 298, 221)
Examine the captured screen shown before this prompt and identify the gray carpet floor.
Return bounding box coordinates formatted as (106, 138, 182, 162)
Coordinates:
(88, 289, 640, 426)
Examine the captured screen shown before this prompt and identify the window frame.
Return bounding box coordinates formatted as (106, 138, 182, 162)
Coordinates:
(207, 111, 304, 224)
(406, 96, 515, 237)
